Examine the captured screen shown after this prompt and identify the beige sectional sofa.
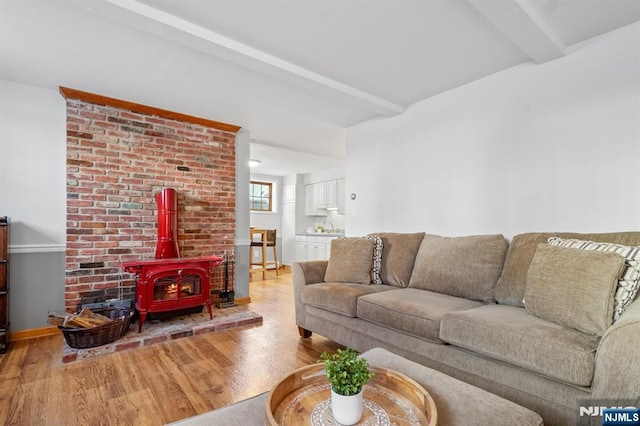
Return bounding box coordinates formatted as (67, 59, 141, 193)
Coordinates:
(293, 231, 640, 426)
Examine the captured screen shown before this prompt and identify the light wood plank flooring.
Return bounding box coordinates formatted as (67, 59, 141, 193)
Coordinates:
(0, 270, 342, 425)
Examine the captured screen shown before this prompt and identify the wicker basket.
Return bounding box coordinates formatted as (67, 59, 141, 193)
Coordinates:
(59, 307, 134, 349)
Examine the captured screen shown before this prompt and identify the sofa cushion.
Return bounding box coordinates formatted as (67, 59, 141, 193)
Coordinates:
(357, 288, 483, 343)
(440, 305, 601, 386)
(495, 232, 640, 307)
(408, 234, 508, 302)
(302, 282, 396, 317)
(525, 244, 624, 336)
(371, 232, 425, 288)
(324, 238, 375, 284)
(548, 237, 640, 321)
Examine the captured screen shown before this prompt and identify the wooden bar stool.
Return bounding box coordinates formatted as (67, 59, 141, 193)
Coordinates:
(250, 229, 279, 280)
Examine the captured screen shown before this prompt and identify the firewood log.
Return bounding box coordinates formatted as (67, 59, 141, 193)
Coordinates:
(47, 311, 67, 326)
(64, 316, 95, 328)
(54, 307, 114, 328)
(77, 307, 112, 325)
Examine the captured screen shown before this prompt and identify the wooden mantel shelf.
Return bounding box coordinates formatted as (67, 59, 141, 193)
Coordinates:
(59, 86, 241, 134)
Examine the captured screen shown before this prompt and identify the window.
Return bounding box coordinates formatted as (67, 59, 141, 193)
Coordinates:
(250, 181, 273, 212)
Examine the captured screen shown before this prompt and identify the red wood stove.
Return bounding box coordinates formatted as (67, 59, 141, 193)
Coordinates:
(121, 189, 223, 332)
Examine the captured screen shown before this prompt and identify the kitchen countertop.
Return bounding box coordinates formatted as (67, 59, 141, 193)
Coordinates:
(297, 232, 345, 237)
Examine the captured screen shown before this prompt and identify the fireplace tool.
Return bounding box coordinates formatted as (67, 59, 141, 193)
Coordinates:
(218, 251, 237, 308)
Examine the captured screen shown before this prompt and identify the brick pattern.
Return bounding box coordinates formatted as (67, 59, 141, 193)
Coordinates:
(61, 310, 262, 363)
(65, 99, 236, 312)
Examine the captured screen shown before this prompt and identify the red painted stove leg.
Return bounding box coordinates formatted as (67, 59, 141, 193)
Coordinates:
(138, 310, 147, 333)
(205, 300, 213, 320)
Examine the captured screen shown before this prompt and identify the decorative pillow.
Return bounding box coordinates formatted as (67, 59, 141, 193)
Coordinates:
(495, 232, 640, 308)
(548, 237, 640, 321)
(408, 234, 508, 302)
(366, 235, 383, 284)
(525, 244, 625, 336)
(324, 238, 375, 284)
(370, 232, 425, 287)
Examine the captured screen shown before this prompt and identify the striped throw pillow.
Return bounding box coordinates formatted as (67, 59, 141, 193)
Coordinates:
(366, 235, 384, 284)
(548, 237, 640, 322)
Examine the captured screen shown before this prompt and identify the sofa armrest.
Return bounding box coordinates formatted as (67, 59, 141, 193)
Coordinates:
(293, 260, 328, 286)
(292, 261, 328, 329)
(592, 296, 640, 403)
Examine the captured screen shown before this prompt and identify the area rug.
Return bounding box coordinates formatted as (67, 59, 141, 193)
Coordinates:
(61, 309, 263, 363)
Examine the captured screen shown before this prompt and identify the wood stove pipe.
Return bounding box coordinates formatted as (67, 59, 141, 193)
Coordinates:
(155, 188, 180, 259)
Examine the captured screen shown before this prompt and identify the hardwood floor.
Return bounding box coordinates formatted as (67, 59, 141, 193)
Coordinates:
(0, 270, 342, 425)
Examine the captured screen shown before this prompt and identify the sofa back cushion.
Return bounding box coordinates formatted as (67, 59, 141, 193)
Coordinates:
(524, 244, 625, 336)
(495, 232, 640, 307)
(324, 238, 375, 284)
(408, 234, 508, 302)
(372, 232, 425, 287)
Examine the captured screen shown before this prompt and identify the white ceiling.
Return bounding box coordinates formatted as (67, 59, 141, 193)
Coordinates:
(2, 0, 640, 176)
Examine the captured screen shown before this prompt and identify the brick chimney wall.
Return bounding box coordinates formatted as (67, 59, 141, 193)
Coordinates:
(65, 98, 236, 312)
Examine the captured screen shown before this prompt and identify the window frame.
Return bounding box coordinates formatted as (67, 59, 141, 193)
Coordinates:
(249, 180, 274, 212)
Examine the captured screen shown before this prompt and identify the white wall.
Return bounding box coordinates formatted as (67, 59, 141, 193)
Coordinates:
(345, 22, 640, 238)
(0, 80, 67, 330)
(0, 79, 66, 248)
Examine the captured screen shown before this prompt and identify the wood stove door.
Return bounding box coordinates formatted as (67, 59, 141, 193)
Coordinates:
(145, 267, 208, 313)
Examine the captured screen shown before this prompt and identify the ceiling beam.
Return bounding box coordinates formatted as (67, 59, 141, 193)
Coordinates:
(92, 0, 405, 117)
(465, 0, 566, 63)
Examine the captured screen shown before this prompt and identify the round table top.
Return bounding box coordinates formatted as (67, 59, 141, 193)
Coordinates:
(266, 363, 437, 425)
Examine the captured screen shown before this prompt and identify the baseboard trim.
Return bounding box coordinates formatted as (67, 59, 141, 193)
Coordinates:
(10, 326, 60, 342)
(10, 302, 254, 341)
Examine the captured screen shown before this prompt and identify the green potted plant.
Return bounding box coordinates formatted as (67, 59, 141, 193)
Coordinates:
(319, 348, 374, 425)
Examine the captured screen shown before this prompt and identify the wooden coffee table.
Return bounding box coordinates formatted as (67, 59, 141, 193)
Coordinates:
(170, 348, 542, 426)
(266, 363, 437, 425)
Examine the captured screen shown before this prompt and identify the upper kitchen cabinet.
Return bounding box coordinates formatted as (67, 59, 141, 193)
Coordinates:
(305, 179, 345, 216)
(337, 179, 345, 215)
(305, 183, 327, 216)
(325, 180, 337, 208)
(305, 182, 327, 216)
(305, 180, 341, 216)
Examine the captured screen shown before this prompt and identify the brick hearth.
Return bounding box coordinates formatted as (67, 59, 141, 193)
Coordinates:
(62, 308, 262, 363)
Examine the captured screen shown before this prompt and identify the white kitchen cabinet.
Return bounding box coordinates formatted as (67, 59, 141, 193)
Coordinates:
(295, 235, 308, 262)
(305, 180, 341, 215)
(296, 235, 339, 261)
(336, 179, 345, 215)
(306, 236, 326, 260)
(315, 182, 327, 209)
(305, 185, 314, 216)
(305, 183, 328, 216)
(325, 180, 337, 209)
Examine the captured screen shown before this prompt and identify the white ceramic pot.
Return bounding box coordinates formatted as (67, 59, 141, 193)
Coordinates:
(331, 388, 364, 425)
